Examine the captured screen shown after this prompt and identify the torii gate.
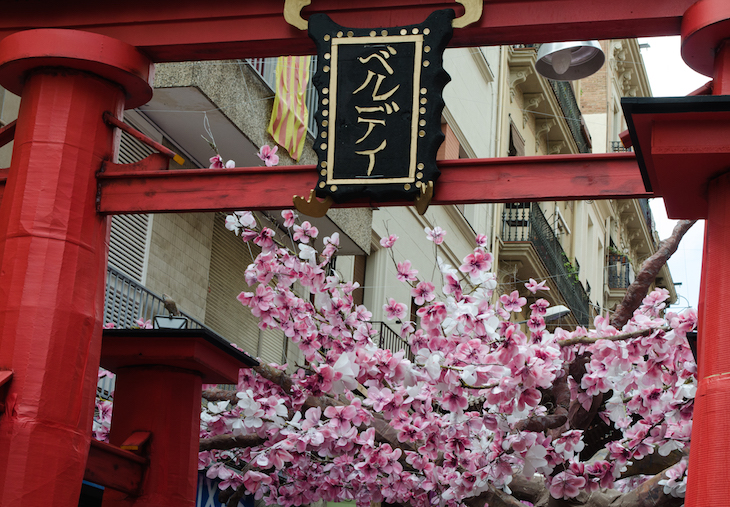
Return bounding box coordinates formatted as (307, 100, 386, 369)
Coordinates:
(0, 0, 727, 506)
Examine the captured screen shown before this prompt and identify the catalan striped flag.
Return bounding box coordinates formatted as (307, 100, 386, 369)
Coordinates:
(267, 55, 311, 161)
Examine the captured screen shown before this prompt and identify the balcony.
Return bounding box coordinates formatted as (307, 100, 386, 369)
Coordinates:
(610, 140, 632, 153)
(99, 267, 218, 397)
(501, 203, 591, 325)
(608, 253, 633, 290)
(104, 266, 207, 331)
(374, 321, 414, 362)
(637, 198, 655, 240)
(549, 81, 591, 153)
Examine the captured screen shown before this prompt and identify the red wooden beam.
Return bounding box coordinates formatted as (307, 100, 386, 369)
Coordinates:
(0, 120, 15, 148)
(85, 439, 147, 495)
(0, 0, 694, 63)
(96, 153, 650, 214)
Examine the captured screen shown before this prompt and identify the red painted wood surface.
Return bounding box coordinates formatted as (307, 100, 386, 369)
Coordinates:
(99, 330, 247, 506)
(85, 440, 148, 496)
(0, 0, 694, 63)
(96, 153, 649, 213)
(0, 65, 122, 507)
(0, 30, 152, 506)
(687, 171, 730, 507)
(0, 120, 15, 148)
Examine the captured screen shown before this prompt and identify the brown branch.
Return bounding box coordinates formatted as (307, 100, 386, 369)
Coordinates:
(558, 326, 669, 347)
(253, 363, 293, 394)
(610, 468, 685, 507)
(222, 484, 246, 507)
(610, 219, 696, 329)
(621, 449, 685, 478)
(200, 434, 266, 451)
(203, 388, 239, 402)
(509, 475, 549, 505)
(201, 367, 412, 453)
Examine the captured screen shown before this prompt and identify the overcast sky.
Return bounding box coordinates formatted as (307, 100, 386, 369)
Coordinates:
(638, 36, 708, 310)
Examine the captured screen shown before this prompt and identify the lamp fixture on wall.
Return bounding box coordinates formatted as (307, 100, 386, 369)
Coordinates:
(535, 41, 605, 81)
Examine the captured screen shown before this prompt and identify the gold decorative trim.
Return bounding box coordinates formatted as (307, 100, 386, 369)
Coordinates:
(284, 0, 482, 31)
(415, 181, 434, 215)
(453, 0, 483, 29)
(326, 33, 422, 185)
(293, 189, 333, 217)
(284, 0, 311, 30)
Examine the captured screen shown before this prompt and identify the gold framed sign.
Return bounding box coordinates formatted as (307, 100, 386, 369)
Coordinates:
(308, 10, 454, 204)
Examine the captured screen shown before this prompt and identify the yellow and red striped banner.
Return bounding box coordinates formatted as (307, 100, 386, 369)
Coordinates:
(267, 55, 311, 161)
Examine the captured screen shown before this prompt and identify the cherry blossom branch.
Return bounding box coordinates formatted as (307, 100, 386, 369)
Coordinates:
(609, 468, 685, 507)
(621, 449, 685, 478)
(200, 434, 265, 451)
(558, 326, 669, 347)
(610, 220, 696, 329)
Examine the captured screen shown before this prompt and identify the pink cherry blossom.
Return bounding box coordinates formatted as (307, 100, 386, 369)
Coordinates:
(411, 281, 436, 306)
(396, 261, 418, 282)
(530, 298, 550, 316)
(144, 217, 700, 507)
(383, 298, 407, 320)
(257, 144, 279, 166)
(293, 221, 318, 244)
(525, 278, 550, 294)
(134, 318, 152, 329)
(499, 290, 527, 312)
(459, 249, 493, 278)
(209, 154, 235, 169)
(424, 226, 446, 245)
(549, 471, 586, 499)
(380, 234, 398, 248)
(281, 209, 297, 228)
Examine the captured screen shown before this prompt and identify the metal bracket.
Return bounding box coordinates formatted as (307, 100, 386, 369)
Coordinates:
(283, 0, 482, 30)
(293, 189, 333, 217)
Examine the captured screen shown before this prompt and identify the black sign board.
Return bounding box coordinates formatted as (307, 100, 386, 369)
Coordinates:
(308, 10, 454, 204)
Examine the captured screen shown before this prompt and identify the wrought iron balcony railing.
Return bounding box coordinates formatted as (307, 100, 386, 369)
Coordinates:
(374, 321, 414, 362)
(608, 253, 633, 290)
(501, 203, 591, 325)
(100, 266, 212, 398)
(637, 198, 656, 241)
(104, 265, 207, 330)
(550, 81, 591, 154)
(610, 140, 632, 152)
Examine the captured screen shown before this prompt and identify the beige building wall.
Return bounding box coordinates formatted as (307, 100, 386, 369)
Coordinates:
(144, 213, 215, 322)
(365, 205, 480, 323)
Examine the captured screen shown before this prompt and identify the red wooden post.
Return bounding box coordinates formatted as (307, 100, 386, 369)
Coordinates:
(681, 1, 730, 505)
(0, 29, 152, 505)
(99, 329, 256, 507)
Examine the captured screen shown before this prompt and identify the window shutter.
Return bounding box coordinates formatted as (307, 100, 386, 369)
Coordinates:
(206, 213, 264, 355)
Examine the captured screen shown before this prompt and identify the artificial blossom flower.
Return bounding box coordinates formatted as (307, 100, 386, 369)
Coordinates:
(257, 144, 279, 166)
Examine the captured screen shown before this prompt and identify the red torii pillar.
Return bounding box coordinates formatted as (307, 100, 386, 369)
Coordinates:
(0, 30, 153, 505)
(685, 3, 730, 506)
